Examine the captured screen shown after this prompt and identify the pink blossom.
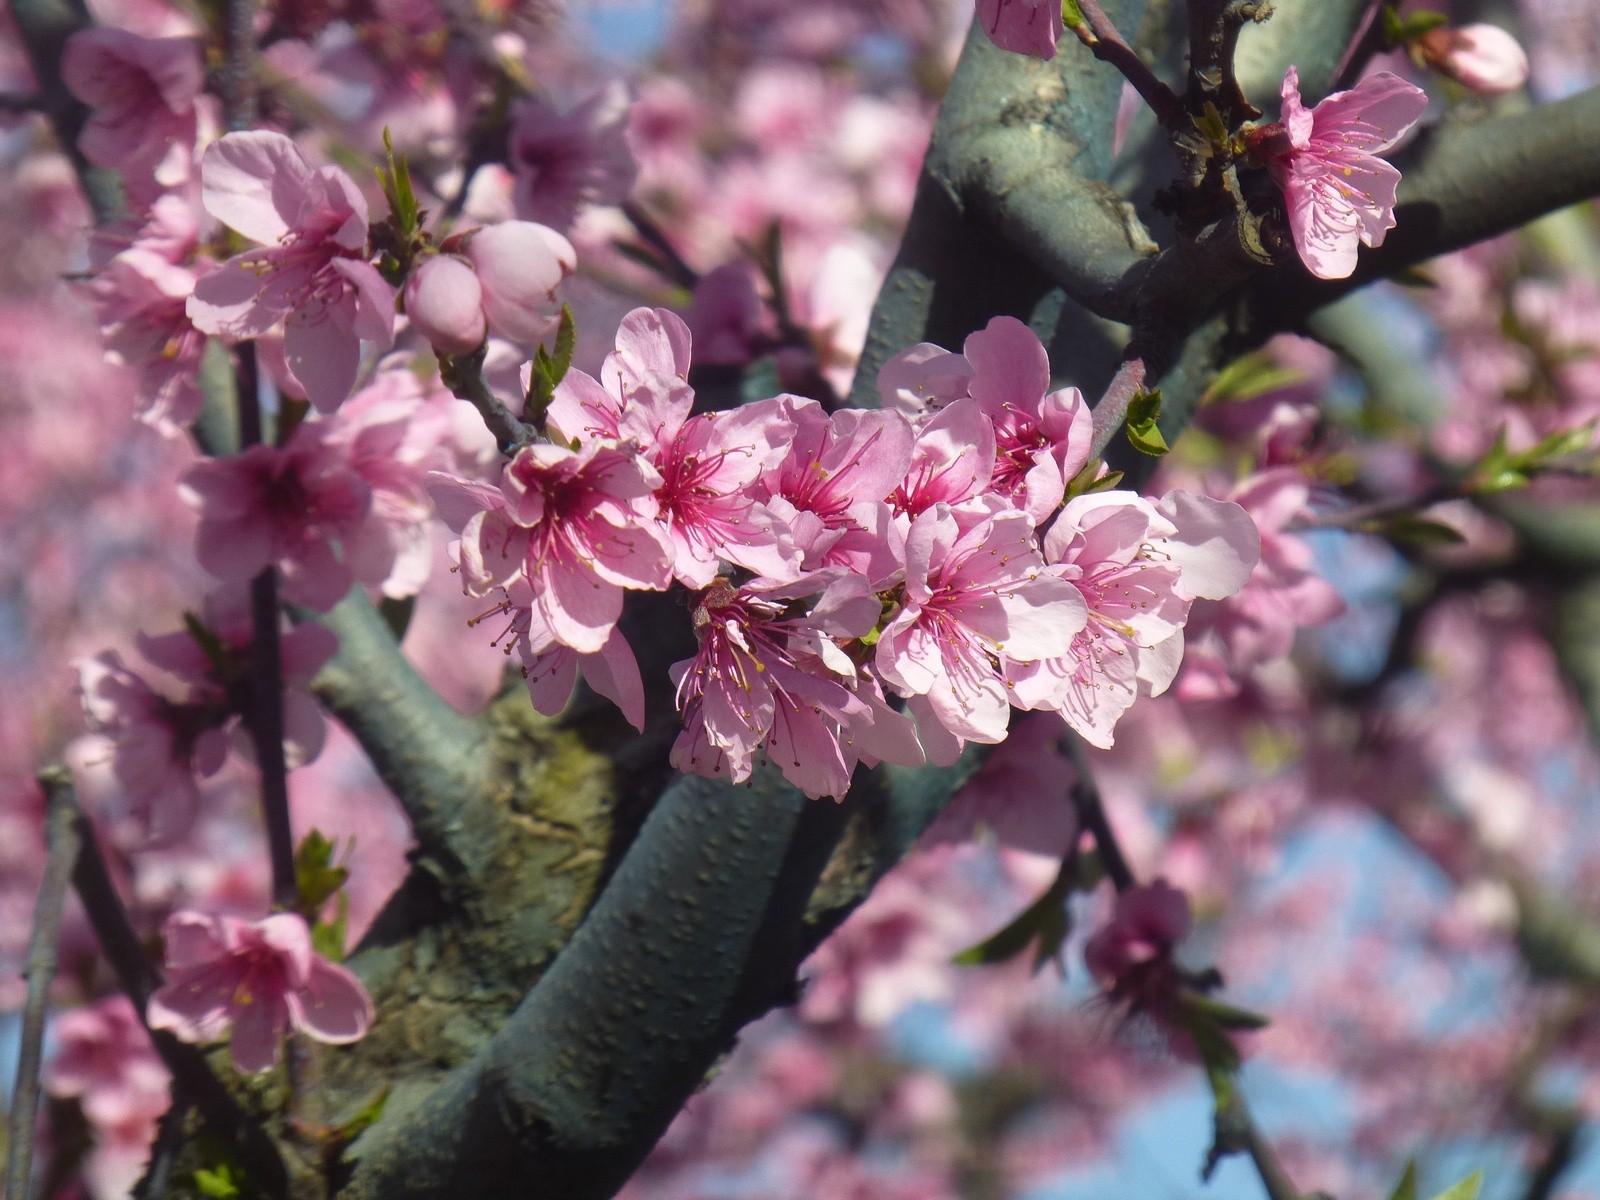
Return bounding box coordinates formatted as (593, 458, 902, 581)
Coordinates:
(77, 651, 228, 837)
(45, 995, 171, 1129)
(187, 132, 396, 411)
(523, 629, 647, 732)
(444, 441, 671, 654)
(926, 712, 1079, 856)
(684, 260, 775, 367)
(875, 505, 1087, 763)
(82, 195, 208, 432)
(463, 221, 576, 347)
(1084, 880, 1191, 986)
(761, 400, 914, 584)
(549, 307, 799, 587)
(1418, 25, 1529, 96)
(1251, 67, 1428, 280)
(964, 316, 1092, 521)
(61, 28, 205, 196)
(1010, 491, 1258, 747)
(148, 910, 373, 1073)
(1178, 470, 1345, 700)
(976, 0, 1065, 60)
(509, 83, 638, 231)
(891, 399, 997, 520)
(404, 253, 486, 355)
(672, 575, 921, 799)
(180, 421, 384, 611)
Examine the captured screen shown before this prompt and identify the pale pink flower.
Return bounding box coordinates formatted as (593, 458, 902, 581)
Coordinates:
(890, 399, 997, 520)
(463, 221, 576, 347)
(148, 910, 373, 1073)
(404, 253, 486, 355)
(549, 307, 799, 588)
(1252, 67, 1429, 280)
(523, 628, 646, 732)
(509, 83, 638, 231)
(45, 995, 171, 1130)
(875, 505, 1087, 763)
(976, 0, 1064, 59)
(77, 651, 228, 837)
(1178, 470, 1344, 700)
(82, 195, 209, 432)
(61, 28, 205, 196)
(1418, 25, 1529, 96)
(1084, 880, 1191, 986)
(876, 341, 974, 417)
(926, 712, 1078, 856)
(964, 316, 1092, 521)
(1010, 491, 1258, 747)
(761, 400, 914, 584)
(672, 574, 920, 799)
(180, 421, 384, 612)
(444, 442, 672, 654)
(187, 131, 396, 411)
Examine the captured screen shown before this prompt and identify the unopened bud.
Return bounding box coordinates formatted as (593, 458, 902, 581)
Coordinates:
(404, 254, 486, 356)
(464, 221, 577, 347)
(1418, 24, 1528, 96)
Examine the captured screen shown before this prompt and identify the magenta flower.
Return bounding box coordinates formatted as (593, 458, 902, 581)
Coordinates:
(1251, 67, 1429, 280)
(83, 195, 209, 433)
(761, 400, 914, 584)
(549, 307, 799, 587)
(1417, 25, 1528, 96)
(875, 505, 1087, 763)
(447, 442, 672, 654)
(890, 399, 996, 520)
(180, 421, 381, 612)
(1084, 880, 1191, 988)
(509, 83, 639, 231)
(672, 574, 920, 799)
(147, 911, 373, 1074)
(976, 0, 1065, 60)
(45, 996, 171, 1129)
(963, 316, 1092, 521)
(187, 132, 396, 411)
(1008, 491, 1258, 747)
(61, 28, 206, 197)
(77, 651, 228, 838)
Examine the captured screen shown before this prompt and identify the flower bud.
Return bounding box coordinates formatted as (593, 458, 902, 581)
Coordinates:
(1418, 24, 1529, 96)
(464, 220, 576, 347)
(404, 253, 486, 356)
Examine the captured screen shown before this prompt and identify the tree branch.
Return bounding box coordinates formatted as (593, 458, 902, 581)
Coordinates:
(306, 588, 497, 882)
(9, 0, 122, 224)
(5, 770, 82, 1200)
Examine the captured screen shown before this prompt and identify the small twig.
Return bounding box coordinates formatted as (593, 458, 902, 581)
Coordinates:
(5, 770, 83, 1200)
(621, 201, 701, 291)
(1072, 0, 1184, 128)
(130, 1096, 194, 1200)
(1063, 735, 1136, 891)
(1330, 0, 1389, 92)
(439, 346, 530, 455)
(1088, 353, 1148, 461)
(1289, 481, 1460, 532)
(220, 0, 258, 131)
(61, 775, 290, 1198)
(1208, 1085, 1305, 1200)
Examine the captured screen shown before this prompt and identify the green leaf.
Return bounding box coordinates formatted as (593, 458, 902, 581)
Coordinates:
(1125, 388, 1169, 457)
(954, 868, 1073, 971)
(551, 304, 576, 385)
(330, 1085, 390, 1148)
(1193, 102, 1230, 147)
(1397, 9, 1450, 40)
(1364, 513, 1466, 548)
(1386, 1161, 1419, 1200)
(1204, 350, 1306, 404)
(377, 128, 419, 242)
(1426, 1171, 1484, 1200)
(183, 612, 233, 677)
(311, 891, 349, 962)
(192, 1163, 245, 1199)
(294, 830, 349, 919)
(1060, 0, 1085, 29)
(1183, 993, 1271, 1031)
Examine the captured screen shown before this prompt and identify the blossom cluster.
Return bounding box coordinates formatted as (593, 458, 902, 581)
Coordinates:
(434, 310, 1260, 798)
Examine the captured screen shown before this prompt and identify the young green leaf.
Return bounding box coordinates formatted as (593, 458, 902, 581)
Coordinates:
(1125, 388, 1170, 456)
(1426, 1171, 1484, 1200)
(1386, 1161, 1419, 1200)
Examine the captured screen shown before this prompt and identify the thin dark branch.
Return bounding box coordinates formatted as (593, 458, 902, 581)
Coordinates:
(220, 0, 259, 131)
(621, 201, 701, 291)
(0, 91, 42, 111)
(130, 1097, 194, 1200)
(1209, 1086, 1305, 1200)
(1522, 1117, 1584, 1200)
(250, 567, 297, 908)
(1329, 0, 1388, 92)
(1063, 735, 1136, 891)
(61, 779, 290, 1198)
(438, 345, 530, 455)
(1074, 0, 1183, 127)
(5, 769, 83, 1200)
